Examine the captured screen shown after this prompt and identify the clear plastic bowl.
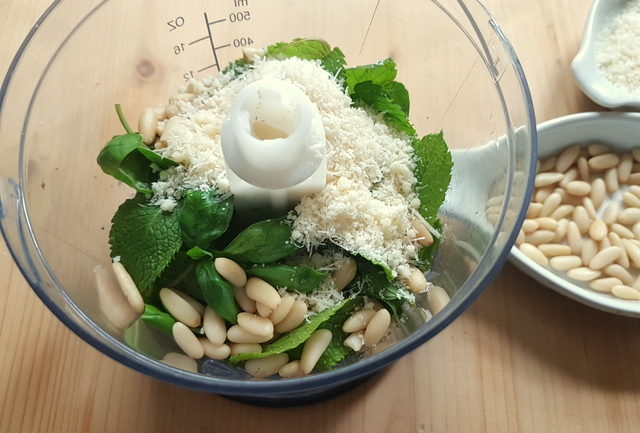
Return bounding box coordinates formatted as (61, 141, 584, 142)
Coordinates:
(0, 0, 536, 404)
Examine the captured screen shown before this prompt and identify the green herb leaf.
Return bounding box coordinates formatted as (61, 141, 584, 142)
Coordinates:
(350, 258, 412, 316)
(109, 196, 182, 296)
(115, 104, 134, 134)
(382, 81, 410, 115)
(413, 132, 453, 227)
(186, 246, 214, 260)
(229, 299, 349, 363)
(154, 251, 202, 302)
(350, 81, 416, 137)
(245, 264, 328, 293)
(196, 261, 240, 324)
(178, 189, 234, 249)
(343, 58, 397, 93)
(221, 216, 300, 264)
(320, 47, 346, 76)
(222, 58, 251, 77)
(313, 297, 362, 371)
(265, 38, 331, 61)
(140, 304, 176, 335)
(97, 133, 177, 193)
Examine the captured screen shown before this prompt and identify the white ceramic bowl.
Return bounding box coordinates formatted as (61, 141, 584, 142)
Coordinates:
(571, 0, 640, 109)
(510, 112, 640, 317)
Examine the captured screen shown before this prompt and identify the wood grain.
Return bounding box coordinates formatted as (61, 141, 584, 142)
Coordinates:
(1, 1, 639, 432)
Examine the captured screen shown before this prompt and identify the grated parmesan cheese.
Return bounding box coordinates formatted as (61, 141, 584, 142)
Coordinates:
(596, 0, 640, 96)
(151, 57, 421, 278)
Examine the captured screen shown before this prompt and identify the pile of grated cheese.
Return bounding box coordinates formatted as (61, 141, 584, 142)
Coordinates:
(152, 56, 421, 279)
(596, 0, 640, 96)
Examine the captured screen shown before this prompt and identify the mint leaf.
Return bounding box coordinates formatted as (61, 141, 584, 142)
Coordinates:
(221, 216, 300, 263)
(229, 299, 349, 363)
(245, 264, 327, 293)
(320, 47, 346, 76)
(413, 132, 453, 226)
(140, 304, 176, 335)
(109, 196, 182, 296)
(313, 297, 362, 371)
(350, 258, 412, 316)
(351, 82, 416, 136)
(383, 81, 410, 115)
(344, 58, 397, 93)
(196, 261, 240, 324)
(265, 38, 331, 61)
(178, 189, 234, 249)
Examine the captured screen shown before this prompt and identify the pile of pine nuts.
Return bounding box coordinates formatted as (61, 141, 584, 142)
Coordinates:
(517, 144, 640, 300)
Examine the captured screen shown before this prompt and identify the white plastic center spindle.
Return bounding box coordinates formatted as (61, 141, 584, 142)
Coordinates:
(221, 77, 327, 214)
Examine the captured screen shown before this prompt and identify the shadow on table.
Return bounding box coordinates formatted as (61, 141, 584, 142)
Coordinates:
(473, 262, 640, 392)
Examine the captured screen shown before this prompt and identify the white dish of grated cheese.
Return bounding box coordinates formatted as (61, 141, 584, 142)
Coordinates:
(572, 0, 640, 109)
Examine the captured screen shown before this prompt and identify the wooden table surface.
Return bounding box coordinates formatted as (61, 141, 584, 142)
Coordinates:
(1, 1, 639, 432)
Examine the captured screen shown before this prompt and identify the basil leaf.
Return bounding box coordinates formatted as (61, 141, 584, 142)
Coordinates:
(154, 251, 202, 302)
(109, 196, 182, 296)
(140, 304, 176, 335)
(178, 189, 234, 249)
(245, 265, 327, 293)
(186, 246, 214, 260)
(344, 58, 398, 93)
(350, 258, 412, 316)
(229, 299, 349, 363)
(196, 261, 240, 324)
(221, 216, 300, 263)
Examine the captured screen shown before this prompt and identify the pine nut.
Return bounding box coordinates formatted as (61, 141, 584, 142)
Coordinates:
(527, 203, 543, 218)
(588, 246, 623, 270)
(199, 339, 231, 360)
(94, 264, 139, 330)
(229, 343, 263, 356)
(588, 144, 610, 156)
(522, 219, 539, 233)
(111, 262, 145, 315)
(300, 329, 333, 374)
(343, 331, 365, 351)
(555, 145, 580, 172)
(176, 292, 205, 317)
(623, 192, 640, 208)
(633, 275, 640, 291)
(604, 264, 634, 285)
(233, 286, 257, 313)
(363, 309, 391, 347)
(549, 255, 582, 271)
(550, 205, 574, 220)
(203, 307, 227, 345)
(519, 243, 549, 266)
(256, 302, 272, 318)
(343, 309, 376, 333)
(274, 300, 307, 333)
(173, 322, 204, 359)
(161, 352, 198, 373)
(559, 168, 578, 187)
(608, 233, 630, 268)
(138, 107, 158, 145)
(535, 187, 553, 203)
(590, 277, 622, 293)
(589, 153, 619, 171)
(618, 154, 633, 182)
(237, 312, 274, 337)
(590, 179, 606, 208)
(630, 185, 640, 198)
(600, 236, 612, 250)
(629, 173, 640, 185)
(227, 324, 273, 344)
(405, 267, 428, 294)
(535, 172, 564, 187)
(516, 229, 524, 246)
(426, 285, 450, 314)
(333, 258, 358, 290)
(611, 285, 640, 301)
(245, 278, 281, 309)
(622, 239, 640, 268)
(581, 239, 598, 266)
(214, 258, 247, 288)
(633, 221, 640, 239)
(412, 219, 434, 246)
(159, 288, 201, 328)
(526, 230, 556, 245)
(611, 223, 634, 239)
(554, 219, 569, 242)
(165, 104, 179, 118)
(540, 192, 562, 216)
(539, 156, 557, 172)
(618, 208, 640, 225)
(604, 167, 619, 193)
(269, 295, 295, 325)
(538, 244, 572, 257)
(567, 221, 583, 254)
(633, 149, 640, 163)
(565, 181, 591, 196)
(577, 157, 590, 181)
(566, 267, 601, 282)
(279, 360, 304, 378)
(583, 198, 597, 218)
(602, 202, 618, 226)
(588, 219, 608, 241)
(534, 217, 558, 231)
(245, 353, 289, 378)
(572, 206, 591, 234)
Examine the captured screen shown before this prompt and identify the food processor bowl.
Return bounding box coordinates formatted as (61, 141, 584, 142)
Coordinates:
(0, 0, 536, 404)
